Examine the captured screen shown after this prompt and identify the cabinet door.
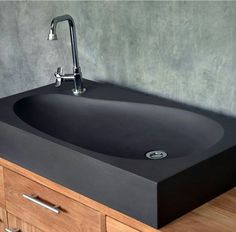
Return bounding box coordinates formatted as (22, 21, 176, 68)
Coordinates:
(7, 213, 43, 232)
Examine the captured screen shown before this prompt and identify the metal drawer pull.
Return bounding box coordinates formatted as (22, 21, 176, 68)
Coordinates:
(5, 229, 21, 232)
(22, 194, 60, 214)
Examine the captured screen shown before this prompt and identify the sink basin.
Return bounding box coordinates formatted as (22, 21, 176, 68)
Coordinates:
(0, 81, 235, 229)
(14, 94, 223, 159)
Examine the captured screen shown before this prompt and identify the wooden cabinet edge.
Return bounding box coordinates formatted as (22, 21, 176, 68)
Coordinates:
(0, 207, 7, 231)
(0, 166, 5, 207)
(0, 157, 158, 232)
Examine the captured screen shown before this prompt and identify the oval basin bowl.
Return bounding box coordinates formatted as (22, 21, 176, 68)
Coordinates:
(14, 94, 224, 159)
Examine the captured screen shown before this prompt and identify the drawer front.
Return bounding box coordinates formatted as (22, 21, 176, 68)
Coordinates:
(7, 213, 43, 232)
(106, 217, 140, 232)
(4, 169, 102, 232)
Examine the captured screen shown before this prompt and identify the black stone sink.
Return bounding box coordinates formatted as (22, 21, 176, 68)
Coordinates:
(14, 94, 224, 160)
(0, 80, 235, 229)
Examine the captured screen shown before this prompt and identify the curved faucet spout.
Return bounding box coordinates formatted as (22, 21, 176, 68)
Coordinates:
(48, 15, 85, 95)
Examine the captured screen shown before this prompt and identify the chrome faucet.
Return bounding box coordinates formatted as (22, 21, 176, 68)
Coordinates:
(48, 15, 86, 95)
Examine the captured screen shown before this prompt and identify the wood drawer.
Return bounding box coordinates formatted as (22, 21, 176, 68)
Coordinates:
(4, 169, 102, 232)
(106, 217, 140, 232)
(7, 213, 43, 232)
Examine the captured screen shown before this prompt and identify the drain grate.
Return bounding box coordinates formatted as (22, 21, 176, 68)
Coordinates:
(145, 150, 168, 160)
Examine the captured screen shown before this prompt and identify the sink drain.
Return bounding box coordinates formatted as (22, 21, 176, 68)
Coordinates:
(145, 150, 168, 160)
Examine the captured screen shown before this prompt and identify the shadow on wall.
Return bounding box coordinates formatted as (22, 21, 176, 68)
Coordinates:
(0, 1, 236, 117)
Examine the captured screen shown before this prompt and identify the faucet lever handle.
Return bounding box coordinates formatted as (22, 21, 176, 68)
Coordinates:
(55, 67, 63, 87)
(55, 77, 62, 87)
(55, 67, 63, 77)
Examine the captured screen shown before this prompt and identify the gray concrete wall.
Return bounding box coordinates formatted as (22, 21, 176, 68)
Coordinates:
(0, 1, 236, 116)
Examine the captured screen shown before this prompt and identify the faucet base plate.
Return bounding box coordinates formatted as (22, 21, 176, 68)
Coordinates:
(72, 88, 86, 96)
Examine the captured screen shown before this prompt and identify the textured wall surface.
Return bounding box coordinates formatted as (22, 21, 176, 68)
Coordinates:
(0, 1, 236, 116)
